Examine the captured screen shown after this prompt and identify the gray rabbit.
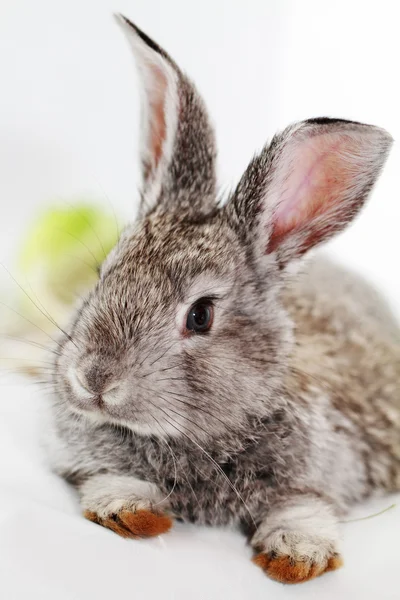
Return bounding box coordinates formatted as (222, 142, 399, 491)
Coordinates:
(47, 14, 400, 584)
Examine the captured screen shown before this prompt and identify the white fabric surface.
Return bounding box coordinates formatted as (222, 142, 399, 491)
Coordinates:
(0, 379, 399, 600)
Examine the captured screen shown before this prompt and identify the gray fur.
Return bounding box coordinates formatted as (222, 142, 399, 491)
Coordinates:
(46, 16, 399, 577)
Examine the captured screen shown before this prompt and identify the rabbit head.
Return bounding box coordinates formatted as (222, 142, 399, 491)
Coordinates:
(54, 16, 392, 442)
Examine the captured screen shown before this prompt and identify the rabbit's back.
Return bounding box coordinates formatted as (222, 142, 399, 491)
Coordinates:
(287, 257, 400, 340)
(284, 257, 400, 494)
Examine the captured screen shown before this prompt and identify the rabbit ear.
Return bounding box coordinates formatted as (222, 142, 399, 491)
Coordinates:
(228, 118, 393, 266)
(115, 15, 217, 217)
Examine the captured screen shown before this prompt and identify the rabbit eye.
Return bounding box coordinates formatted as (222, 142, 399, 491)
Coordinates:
(186, 300, 214, 333)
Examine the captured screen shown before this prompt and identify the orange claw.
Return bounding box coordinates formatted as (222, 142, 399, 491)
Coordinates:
(253, 552, 343, 584)
(84, 509, 173, 539)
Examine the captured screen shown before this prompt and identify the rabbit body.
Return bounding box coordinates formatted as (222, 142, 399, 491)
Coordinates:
(50, 256, 400, 524)
(47, 16, 399, 584)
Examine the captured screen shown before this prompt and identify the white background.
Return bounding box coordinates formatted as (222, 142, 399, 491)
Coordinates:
(0, 1, 399, 599)
(1, 1, 400, 309)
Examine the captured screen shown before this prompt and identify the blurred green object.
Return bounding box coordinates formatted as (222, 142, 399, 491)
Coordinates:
(0, 201, 121, 375)
(18, 201, 120, 310)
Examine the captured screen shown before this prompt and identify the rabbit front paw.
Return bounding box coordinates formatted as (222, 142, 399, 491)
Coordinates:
(253, 541, 342, 584)
(84, 508, 172, 539)
(252, 495, 343, 584)
(80, 474, 172, 538)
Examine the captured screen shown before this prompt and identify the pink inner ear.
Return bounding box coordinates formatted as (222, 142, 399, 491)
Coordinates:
(148, 64, 168, 172)
(270, 134, 357, 246)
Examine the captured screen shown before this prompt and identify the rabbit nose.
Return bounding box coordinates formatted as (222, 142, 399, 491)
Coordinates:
(69, 362, 121, 404)
(84, 363, 108, 395)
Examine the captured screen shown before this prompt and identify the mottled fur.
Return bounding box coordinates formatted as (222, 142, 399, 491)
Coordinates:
(46, 15, 399, 584)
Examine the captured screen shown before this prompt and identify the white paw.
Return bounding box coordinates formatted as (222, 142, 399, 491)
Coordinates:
(252, 496, 343, 583)
(257, 527, 339, 565)
(80, 474, 165, 518)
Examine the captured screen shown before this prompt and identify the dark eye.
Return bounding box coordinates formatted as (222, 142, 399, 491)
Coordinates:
(186, 300, 214, 333)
